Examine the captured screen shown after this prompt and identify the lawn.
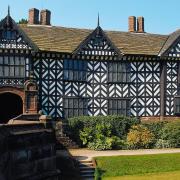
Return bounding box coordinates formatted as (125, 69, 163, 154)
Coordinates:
(103, 171, 180, 180)
(95, 153, 180, 179)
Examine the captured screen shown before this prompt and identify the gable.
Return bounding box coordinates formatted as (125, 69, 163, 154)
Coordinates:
(0, 14, 38, 50)
(73, 26, 122, 57)
(158, 29, 180, 57)
(166, 38, 180, 57)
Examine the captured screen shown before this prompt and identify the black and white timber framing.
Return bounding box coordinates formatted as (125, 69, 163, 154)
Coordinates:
(0, 11, 180, 120)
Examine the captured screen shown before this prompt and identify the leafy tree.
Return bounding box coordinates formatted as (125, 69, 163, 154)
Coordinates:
(18, 18, 28, 24)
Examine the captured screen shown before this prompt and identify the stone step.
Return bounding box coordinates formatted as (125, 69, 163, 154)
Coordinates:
(81, 174, 95, 178)
(80, 166, 95, 170)
(79, 162, 94, 165)
(79, 160, 93, 163)
(56, 134, 79, 149)
(78, 159, 95, 180)
(79, 163, 94, 168)
(80, 170, 95, 174)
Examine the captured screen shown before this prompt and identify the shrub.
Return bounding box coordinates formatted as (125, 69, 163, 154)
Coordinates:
(142, 121, 167, 139)
(88, 137, 113, 150)
(155, 139, 173, 149)
(111, 136, 127, 150)
(127, 125, 155, 149)
(80, 122, 124, 150)
(160, 121, 180, 148)
(68, 115, 139, 146)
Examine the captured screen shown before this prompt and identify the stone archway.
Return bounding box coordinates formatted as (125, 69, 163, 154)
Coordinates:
(0, 92, 23, 123)
(0, 80, 39, 124)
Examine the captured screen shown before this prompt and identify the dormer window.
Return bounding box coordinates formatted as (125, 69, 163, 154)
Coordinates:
(2, 30, 16, 40)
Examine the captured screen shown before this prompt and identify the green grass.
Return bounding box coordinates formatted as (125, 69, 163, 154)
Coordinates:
(103, 171, 180, 180)
(95, 153, 180, 179)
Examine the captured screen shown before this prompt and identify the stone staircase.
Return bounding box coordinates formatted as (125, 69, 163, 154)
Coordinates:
(55, 121, 79, 149)
(78, 159, 95, 180)
(56, 134, 79, 149)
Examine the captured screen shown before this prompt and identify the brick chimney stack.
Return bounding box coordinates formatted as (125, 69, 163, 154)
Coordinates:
(128, 16, 136, 32)
(28, 8, 39, 25)
(137, 16, 145, 33)
(40, 9, 51, 25)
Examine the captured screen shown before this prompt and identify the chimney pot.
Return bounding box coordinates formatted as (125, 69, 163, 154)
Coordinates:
(28, 8, 39, 25)
(137, 16, 145, 33)
(128, 16, 136, 32)
(40, 9, 51, 25)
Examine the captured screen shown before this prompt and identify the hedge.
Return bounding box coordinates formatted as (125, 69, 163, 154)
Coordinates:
(68, 115, 139, 147)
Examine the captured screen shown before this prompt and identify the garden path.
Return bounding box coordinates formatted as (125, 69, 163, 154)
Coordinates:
(67, 148, 180, 160)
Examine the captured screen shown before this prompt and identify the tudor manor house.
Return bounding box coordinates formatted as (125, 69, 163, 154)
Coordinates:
(0, 7, 180, 124)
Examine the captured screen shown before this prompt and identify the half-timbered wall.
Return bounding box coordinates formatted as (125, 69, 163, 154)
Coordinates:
(166, 62, 178, 115)
(33, 58, 63, 118)
(87, 61, 108, 116)
(0, 15, 32, 87)
(130, 61, 161, 117)
(0, 55, 30, 86)
(34, 57, 165, 119)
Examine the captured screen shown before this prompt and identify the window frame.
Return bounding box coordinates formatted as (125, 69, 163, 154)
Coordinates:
(2, 30, 17, 40)
(63, 97, 88, 119)
(108, 98, 131, 116)
(0, 56, 26, 78)
(174, 96, 180, 115)
(63, 59, 87, 82)
(108, 62, 130, 83)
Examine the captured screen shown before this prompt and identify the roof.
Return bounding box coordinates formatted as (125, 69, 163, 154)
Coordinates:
(158, 29, 180, 56)
(19, 24, 169, 56)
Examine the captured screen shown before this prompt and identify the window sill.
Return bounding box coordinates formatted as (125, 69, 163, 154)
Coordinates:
(63, 79, 87, 83)
(107, 81, 131, 84)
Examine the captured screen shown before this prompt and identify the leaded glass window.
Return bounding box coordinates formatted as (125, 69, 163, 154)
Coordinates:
(174, 96, 180, 115)
(2, 30, 16, 40)
(0, 56, 26, 77)
(108, 99, 130, 116)
(108, 62, 130, 82)
(63, 59, 87, 81)
(64, 98, 88, 119)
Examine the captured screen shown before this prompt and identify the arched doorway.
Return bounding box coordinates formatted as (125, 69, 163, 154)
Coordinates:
(0, 92, 23, 123)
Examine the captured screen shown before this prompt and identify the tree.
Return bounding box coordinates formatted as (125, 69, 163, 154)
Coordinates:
(18, 18, 28, 24)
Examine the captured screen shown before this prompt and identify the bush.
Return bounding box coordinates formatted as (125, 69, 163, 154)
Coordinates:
(155, 139, 173, 149)
(159, 121, 180, 148)
(142, 121, 167, 139)
(127, 125, 155, 149)
(68, 115, 139, 147)
(80, 122, 124, 150)
(88, 137, 113, 150)
(111, 137, 127, 150)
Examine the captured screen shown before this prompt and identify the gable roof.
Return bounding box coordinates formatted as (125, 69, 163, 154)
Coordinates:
(73, 25, 122, 56)
(19, 24, 168, 56)
(0, 15, 38, 51)
(158, 29, 180, 56)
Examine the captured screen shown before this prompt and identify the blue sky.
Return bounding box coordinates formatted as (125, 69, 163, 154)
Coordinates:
(1, 0, 180, 34)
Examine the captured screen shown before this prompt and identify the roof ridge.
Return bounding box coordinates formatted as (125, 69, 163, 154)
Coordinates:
(20, 24, 169, 36)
